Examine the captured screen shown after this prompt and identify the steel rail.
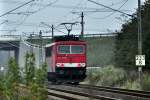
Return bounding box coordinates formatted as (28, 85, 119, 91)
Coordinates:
(71, 84, 150, 98)
(48, 87, 118, 100)
(48, 90, 81, 100)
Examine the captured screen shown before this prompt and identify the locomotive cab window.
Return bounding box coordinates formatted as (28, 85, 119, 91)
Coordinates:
(46, 47, 52, 57)
(71, 45, 84, 54)
(58, 45, 84, 54)
(58, 45, 70, 54)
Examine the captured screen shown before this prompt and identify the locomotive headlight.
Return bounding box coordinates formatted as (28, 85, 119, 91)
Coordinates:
(80, 63, 86, 67)
(56, 63, 61, 67)
(56, 63, 64, 67)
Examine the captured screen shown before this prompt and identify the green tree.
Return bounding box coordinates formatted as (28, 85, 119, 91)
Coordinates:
(0, 58, 20, 100)
(115, 0, 150, 70)
(24, 52, 48, 100)
(24, 52, 35, 85)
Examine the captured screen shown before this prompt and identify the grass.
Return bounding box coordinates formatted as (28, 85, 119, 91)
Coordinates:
(86, 65, 150, 91)
(86, 65, 126, 86)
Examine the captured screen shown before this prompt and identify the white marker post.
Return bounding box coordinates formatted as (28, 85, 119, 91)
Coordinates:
(136, 55, 145, 66)
(135, 55, 145, 85)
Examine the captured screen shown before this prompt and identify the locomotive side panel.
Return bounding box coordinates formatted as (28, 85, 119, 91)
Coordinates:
(45, 47, 52, 72)
(45, 45, 57, 81)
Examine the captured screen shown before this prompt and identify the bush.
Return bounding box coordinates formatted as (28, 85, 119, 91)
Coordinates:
(0, 58, 21, 100)
(0, 53, 48, 100)
(86, 65, 126, 86)
(142, 74, 150, 91)
(121, 80, 141, 90)
(24, 52, 48, 100)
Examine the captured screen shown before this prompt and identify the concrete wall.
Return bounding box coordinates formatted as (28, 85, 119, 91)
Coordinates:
(19, 41, 45, 70)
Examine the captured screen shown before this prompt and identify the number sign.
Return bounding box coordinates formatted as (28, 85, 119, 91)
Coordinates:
(135, 55, 145, 66)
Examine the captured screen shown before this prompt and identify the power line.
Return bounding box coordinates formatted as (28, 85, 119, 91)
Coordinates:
(0, 0, 107, 11)
(87, 0, 129, 20)
(54, 0, 87, 27)
(0, 20, 8, 25)
(87, 0, 134, 17)
(41, 22, 66, 34)
(6, 2, 35, 34)
(7, 0, 60, 33)
(8, 12, 34, 15)
(0, 0, 35, 18)
(29, 0, 59, 15)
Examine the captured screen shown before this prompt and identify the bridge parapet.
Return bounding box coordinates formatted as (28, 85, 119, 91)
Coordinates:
(0, 35, 21, 41)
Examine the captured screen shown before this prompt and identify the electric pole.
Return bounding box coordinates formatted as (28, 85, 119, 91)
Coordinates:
(138, 0, 143, 85)
(30, 34, 33, 53)
(40, 22, 55, 39)
(39, 30, 43, 66)
(52, 24, 54, 39)
(81, 12, 84, 37)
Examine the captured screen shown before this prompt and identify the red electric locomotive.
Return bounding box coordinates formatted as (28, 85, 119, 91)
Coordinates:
(45, 35, 86, 84)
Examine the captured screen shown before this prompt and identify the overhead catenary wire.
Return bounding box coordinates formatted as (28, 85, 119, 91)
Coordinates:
(0, 20, 8, 25)
(28, 0, 59, 15)
(5, 0, 58, 34)
(54, 0, 86, 27)
(1, 0, 133, 36)
(7, 12, 34, 15)
(0, 0, 35, 18)
(87, 0, 129, 20)
(41, 22, 66, 34)
(4, 0, 60, 35)
(0, 0, 108, 11)
(87, 0, 134, 17)
(6, 1, 36, 34)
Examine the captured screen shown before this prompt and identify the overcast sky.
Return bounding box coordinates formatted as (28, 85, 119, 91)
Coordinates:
(0, 0, 146, 36)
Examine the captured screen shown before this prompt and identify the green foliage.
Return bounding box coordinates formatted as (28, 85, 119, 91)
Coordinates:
(121, 80, 141, 90)
(86, 65, 126, 86)
(30, 83, 48, 100)
(25, 52, 36, 85)
(8, 58, 20, 83)
(115, 0, 150, 70)
(29, 63, 48, 100)
(23, 52, 48, 100)
(35, 63, 47, 86)
(142, 73, 150, 91)
(0, 58, 20, 100)
(0, 53, 48, 100)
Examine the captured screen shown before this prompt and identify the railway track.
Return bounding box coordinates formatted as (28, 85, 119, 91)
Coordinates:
(47, 83, 150, 100)
(47, 86, 118, 100)
(77, 84, 150, 98)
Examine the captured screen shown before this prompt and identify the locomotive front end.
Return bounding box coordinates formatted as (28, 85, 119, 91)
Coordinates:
(55, 41, 87, 83)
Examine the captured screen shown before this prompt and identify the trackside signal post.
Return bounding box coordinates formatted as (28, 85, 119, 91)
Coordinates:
(137, 0, 144, 85)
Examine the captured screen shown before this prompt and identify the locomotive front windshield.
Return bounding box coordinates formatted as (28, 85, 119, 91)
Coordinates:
(58, 45, 84, 54)
(58, 45, 70, 54)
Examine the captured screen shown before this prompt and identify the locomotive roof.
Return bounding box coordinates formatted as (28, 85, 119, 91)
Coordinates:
(45, 41, 86, 48)
(53, 35, 79, 42)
